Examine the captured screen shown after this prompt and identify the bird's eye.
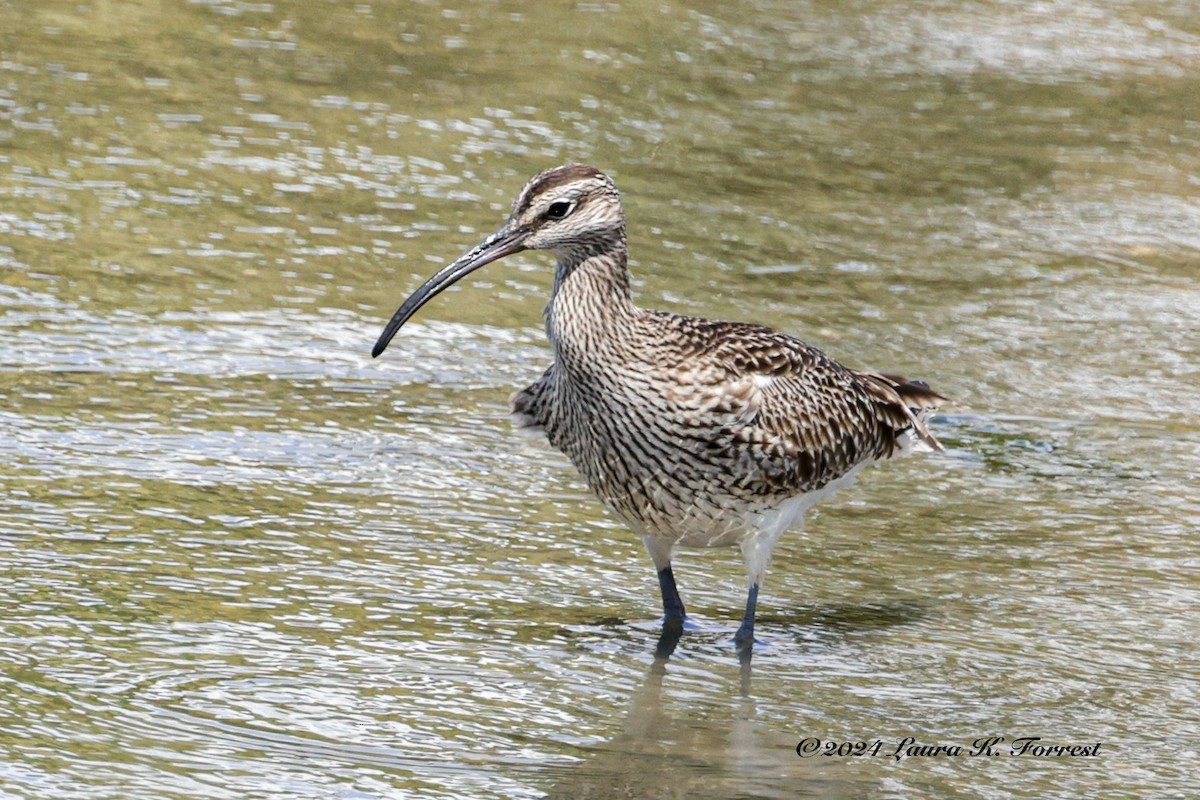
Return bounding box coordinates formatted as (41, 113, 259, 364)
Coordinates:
(545, 201, 572, 220)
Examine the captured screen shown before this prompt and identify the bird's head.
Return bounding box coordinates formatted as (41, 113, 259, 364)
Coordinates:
(372, 164, 624, 358)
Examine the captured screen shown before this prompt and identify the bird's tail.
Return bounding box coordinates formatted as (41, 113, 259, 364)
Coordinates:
(868, 372, 947, 453)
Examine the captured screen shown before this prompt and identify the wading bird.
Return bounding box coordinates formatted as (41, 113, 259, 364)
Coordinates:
(373, 165, 944, 653)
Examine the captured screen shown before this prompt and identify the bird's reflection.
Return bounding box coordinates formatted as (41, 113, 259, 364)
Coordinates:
(545, 626, 862, 800)
(653, 626, 754, 696)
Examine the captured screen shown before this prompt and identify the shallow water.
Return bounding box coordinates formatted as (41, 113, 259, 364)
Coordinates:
(2, 1, 1199, 798)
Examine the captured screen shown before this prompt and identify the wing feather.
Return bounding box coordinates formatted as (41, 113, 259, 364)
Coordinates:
(650, 313, 945, 492)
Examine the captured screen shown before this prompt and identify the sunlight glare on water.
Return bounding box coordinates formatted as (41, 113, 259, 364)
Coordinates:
(1, 0, 1198, 798)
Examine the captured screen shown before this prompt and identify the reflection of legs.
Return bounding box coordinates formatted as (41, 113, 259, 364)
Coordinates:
(652, 609, 683, 664)
(738, 651, 753, 695)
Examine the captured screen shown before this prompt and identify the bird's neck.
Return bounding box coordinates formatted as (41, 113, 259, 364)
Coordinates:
(546, 239, 639, 369)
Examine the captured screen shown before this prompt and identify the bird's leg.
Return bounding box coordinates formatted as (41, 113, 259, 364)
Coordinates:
(643, 536, 685, 635)
(736, 526, 784, 652)
(656, 564, 687, 634)
(734, 582, 759, 652)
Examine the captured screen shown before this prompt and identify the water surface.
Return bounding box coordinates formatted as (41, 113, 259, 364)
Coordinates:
(2, 1, 1198, 797)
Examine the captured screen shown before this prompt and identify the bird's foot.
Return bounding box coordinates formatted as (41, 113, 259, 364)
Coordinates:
(734, 622, 756, 653)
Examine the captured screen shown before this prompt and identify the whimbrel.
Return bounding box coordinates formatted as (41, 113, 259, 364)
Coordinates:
(373, 165, 944, 652)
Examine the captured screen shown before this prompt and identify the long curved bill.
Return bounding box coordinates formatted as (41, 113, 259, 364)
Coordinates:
(371, 227, 528, 358)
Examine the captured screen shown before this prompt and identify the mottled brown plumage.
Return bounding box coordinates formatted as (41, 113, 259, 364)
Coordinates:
(374, 164, 945, 652)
